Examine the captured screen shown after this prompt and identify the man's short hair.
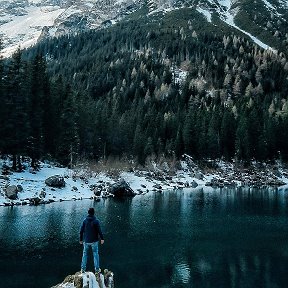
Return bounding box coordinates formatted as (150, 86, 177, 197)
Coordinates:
(88, 207, 95, 215)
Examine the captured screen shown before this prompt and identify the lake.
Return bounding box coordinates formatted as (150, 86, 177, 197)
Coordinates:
(0, 187, 288, 288)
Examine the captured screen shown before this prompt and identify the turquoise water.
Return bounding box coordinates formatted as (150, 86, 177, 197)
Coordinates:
(0, 187, 288, 288)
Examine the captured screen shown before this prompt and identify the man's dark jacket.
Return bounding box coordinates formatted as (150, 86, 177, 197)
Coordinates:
(80, 215, 104, 243)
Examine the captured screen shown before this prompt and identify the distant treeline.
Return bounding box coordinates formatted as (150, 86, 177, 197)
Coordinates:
(1, 9, 288, 167)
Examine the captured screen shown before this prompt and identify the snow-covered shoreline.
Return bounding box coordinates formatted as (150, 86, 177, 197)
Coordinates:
(1, 156, 288, 207)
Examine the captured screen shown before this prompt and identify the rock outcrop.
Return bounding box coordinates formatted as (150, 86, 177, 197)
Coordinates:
(52, 269, 114, 288)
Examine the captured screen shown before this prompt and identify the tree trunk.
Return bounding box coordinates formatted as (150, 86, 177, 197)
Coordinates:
(12, 154, 17, 171)
(31, 157, 36, 169)
(17, 155, 22, 171)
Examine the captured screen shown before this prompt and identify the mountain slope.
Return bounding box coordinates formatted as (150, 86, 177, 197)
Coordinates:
(0, 0, 141, 57)
(1, 0, 288, 165)
(1, 0, 288, 57)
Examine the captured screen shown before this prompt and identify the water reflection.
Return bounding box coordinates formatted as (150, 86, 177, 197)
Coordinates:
(172, 262, 191, 284)
(0, 187, 287, 288)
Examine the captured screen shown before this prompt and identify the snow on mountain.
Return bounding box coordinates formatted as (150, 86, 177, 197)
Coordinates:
(150, 0, 280, 50)
(196, 7, 212, 22)
(0, 0, 287, 57)
(262, 0, 288, 13)
(194, 0, 274, 50)
(0, 0, 141, 57)
(215, 0, 273, 50)
(0, 5, 65, 57)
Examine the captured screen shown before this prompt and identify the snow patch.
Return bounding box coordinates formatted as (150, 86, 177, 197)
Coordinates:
(28, 0, 44, 4)
(217, 0, 232, 9)
(217, 1, 274, 50)
(262, 0, 275, 10)
(1, 157, 288, 207)
(171, 68, 188, 85)
(196, 7, 212, 22)
(280, 0, 288, 8)
(0, 161, 115, 206)
(199, 0, 274, 50)
(262, 0, 283, 17)
(0, 6, 65, 57)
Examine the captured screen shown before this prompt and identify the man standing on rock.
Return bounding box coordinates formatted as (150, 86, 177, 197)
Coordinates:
(79, 207, 104, 274)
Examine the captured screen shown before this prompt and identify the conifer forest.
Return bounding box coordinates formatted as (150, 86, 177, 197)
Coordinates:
(1, 9, 288, 168)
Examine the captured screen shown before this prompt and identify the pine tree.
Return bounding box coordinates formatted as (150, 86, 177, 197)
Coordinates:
(175, 128, 184, 158)
(133, 124, 146, 165)
(235, 115, 250, 160)
(183, 109, 197, 157)
(27, 54, 49, 167)
(57, 85, 80, 167)
(4, 48, 29, 170)
(0, 39, 5, 152)
(144, 136, 155, 159)
(220, 109, 236, 159)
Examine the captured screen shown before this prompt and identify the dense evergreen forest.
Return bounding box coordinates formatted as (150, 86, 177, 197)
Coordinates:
(1, 8, 288, 168)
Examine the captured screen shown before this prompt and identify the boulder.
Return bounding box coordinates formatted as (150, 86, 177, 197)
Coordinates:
(45, 175, 65, 188)
(17, 185, 23, 192)
(191, 180, 198, 188)
(153, 184, 162, 190)
(94, 189, 101, 196)
(5, 185, 18, 200)
(109, 179, 136, 197)
(39, 190, 46, 198)
(29, 197, 41, 206)
(273, 169, 282, 178)
(194, 172, 204, 180)
(51, 269, 114, 288)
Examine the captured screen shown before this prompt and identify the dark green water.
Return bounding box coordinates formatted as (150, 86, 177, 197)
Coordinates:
(0, 187, 288, 288)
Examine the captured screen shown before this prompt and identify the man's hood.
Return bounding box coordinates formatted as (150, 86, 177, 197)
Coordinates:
(86, 215, 96, 221)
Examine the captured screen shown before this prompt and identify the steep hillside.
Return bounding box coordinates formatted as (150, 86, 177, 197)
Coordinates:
(1, 0, 288, 166)
(1, 0, 288, 56)
(12, 7, 287, 164)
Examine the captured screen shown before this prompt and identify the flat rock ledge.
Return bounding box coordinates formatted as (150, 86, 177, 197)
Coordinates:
(52, 270, 114, 288)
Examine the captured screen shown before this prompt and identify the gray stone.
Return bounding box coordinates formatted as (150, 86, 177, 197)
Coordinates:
(17, 185, 23, 192)
(45, 175, 65, 188)
(195, 172, 204, 180)
(29, 197, 41, 206)
(94, 190, 101, 196)
(109, 179, 136, 197)
(39, 190, 46, 198)
(5, 185, 18, 200)
(273, 169, 282, 178)
(191, 180, 198, 188)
